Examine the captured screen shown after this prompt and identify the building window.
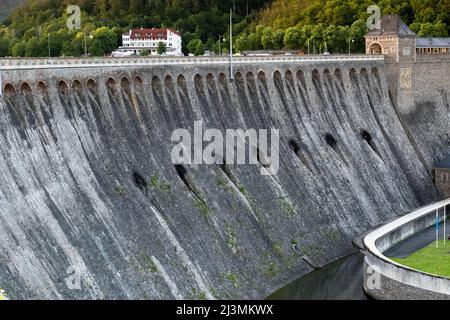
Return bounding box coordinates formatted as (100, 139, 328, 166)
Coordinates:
(442, 173, 449, 181)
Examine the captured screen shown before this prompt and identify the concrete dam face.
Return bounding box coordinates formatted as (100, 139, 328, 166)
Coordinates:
(0, 57, 445, 299)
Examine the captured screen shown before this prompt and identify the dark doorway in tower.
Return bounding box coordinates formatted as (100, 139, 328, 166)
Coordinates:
(369, 43, 382, 55)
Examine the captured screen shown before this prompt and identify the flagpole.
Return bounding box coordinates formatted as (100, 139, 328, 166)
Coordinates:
(436, 209, 439, 248)
(229, 8, 234, 81)
(445, 206, 447, 246)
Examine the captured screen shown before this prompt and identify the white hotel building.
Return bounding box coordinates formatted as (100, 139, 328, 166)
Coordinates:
(117, 28, 182, 56)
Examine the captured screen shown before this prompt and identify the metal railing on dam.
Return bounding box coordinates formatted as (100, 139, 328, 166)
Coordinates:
(0, 54, 385, 70)
(363, 199, 450, 299)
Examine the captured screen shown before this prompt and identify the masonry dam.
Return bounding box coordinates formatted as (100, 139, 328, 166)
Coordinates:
(0, 55, 449, 299)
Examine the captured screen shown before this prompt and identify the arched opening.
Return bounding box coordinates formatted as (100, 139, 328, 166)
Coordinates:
(134, 76, 143, 85)
(312, 69, 320, 81)
(273, 70, 282, 82)
(87, 79, 97, 94)
(258, 71, 266, 83)
(72, 80, 82, 93)
(37, 82, 48, 95)
(234, 72, 243, 83)
(177, 74, 186, 88)
(106, 78, 117, 91)
(369, 43, 382, 55)
(164, 75, 173, 87)
(246, 72, 254, 82)
(194, 74, 203, 91)
(4, 84, 15, 96)
(20, 83, 32, 95)
(58, 80, 69, 94)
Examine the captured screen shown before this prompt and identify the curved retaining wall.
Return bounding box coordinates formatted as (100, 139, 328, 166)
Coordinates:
(364, 199, 450, 299)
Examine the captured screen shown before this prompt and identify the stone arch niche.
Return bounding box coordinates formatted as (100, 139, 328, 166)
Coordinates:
(323, 69, 332, 82)
(349, 68, 357, 82)
(58, 80, 69, 95)
(218, 72, 228, 93)
(285, 70, 294, 81)
(296, 70, 307, 91)
(273, 70, 282, 82)
(164, 75, 177, 104)
(234, 72, 243, 83)
(134, 75, 143, 86)
(87, 79, 98, 95)
(312, 69, 320, 83)
(72, 80, 83, 93)
(194, 74, 204, 92)
(132, 75, 144, 96)
(177, 74, 188, 94)
(121, 77, 130, 89)
(37, 82, 48, 95)
(206, 73, 216, 95)
(371, 67, 380, 80)
(258, 71, 267, 83)
(369, 43, 382, 55)
(20, 82, 32, 95)
(3, 83, 15, 96)
(164, 75, 174, 89)
(106, 78, 117, 92)
(246, 72, 254, 82)
(360, 68, 369, 84)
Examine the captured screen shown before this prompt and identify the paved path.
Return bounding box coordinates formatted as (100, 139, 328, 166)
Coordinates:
(385, 223, 450, 258)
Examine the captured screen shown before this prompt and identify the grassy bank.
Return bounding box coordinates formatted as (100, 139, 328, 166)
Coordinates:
(392, 240, 450, 278)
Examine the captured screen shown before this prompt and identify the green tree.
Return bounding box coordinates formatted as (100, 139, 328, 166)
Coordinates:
(139, 49, 150, 56)
(25, 36, 42, 57)
(157, 41, 167, 55)
(187, 38, 204, 55)
(11, 41, 26, 57)
(194, 39, 205, 56)
(90, 27, 117, 56)
(0, 38, 10, 56)
(284, 27, 302, 50)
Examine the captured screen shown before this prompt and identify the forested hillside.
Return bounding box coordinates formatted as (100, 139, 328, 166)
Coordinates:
(236, 0, 450, 53)
(0, 0, 449, 57)
(0, 0, 271, 57)
(0, 0, 26, 22)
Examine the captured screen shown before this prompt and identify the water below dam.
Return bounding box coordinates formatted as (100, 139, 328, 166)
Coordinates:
(268, 221, 450, 301)
(267, 253, 367, 300)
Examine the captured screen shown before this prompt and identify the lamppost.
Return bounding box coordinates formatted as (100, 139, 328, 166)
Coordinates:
(218, 35, 225, 55)
(348, 38, 355, 55)
(84, 32, 93, 57)
(229, 8, 233, 80)
(48, 33, 51, 58)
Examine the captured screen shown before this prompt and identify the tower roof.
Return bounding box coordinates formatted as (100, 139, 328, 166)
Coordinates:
(434, 154, 450, 169)
(366, 14, 416, 37)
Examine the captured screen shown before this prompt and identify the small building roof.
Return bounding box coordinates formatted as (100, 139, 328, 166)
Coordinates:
(434, 155, 450, 169)
(127, 28, 180, 40)
(366, 14, 416, 37)
(416, 37, 450, 48)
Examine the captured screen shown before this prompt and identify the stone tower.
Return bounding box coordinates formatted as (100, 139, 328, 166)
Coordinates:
(365, 14, 416, 63)
(366, 14, 417, 114)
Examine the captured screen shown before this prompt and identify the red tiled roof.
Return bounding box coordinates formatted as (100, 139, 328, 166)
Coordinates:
(129, 28, 179, 40)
